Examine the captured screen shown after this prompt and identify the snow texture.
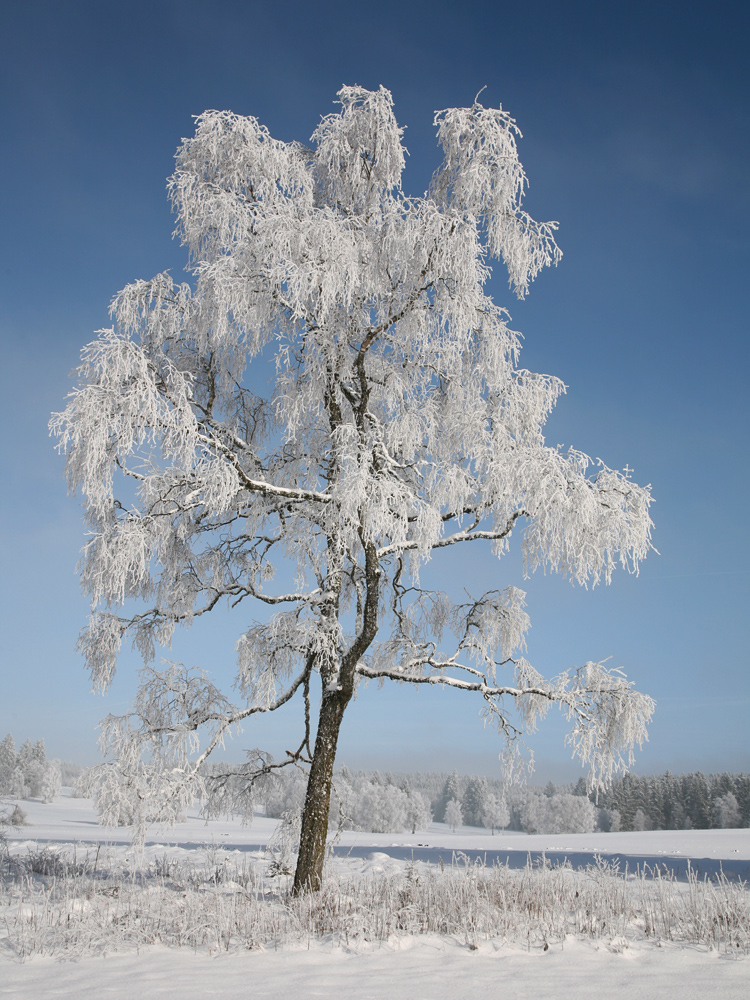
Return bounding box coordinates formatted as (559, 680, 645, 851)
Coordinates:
(2, 791, 749, 998)
(49, 88, 656, 848)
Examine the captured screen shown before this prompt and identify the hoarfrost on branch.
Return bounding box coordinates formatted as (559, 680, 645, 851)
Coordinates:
(51, 85, 654, 890)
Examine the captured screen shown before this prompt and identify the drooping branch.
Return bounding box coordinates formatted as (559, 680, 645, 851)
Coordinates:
(357, 661, 547, 698)
(195, 429, 333, 504)
(52, 86, 655, 873)
(377, 510, 524, 558)
(357, 657, 654, 791)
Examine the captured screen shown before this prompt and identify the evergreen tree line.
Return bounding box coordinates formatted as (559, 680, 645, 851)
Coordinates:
(404, 769, 749, 833)
(0, 735, 63, 803)
(6, 736, 745, 836)
(264, 766, 434, 835)
(589, 771, 750, 832)
(262, 768, 750, 835)
(262, 768, 511, 835)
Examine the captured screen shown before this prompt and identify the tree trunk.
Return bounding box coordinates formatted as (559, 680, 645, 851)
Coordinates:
(292, 687, 351, 894)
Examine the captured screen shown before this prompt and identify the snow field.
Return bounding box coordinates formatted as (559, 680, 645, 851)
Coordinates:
(3, 841, 749, 961)
(11, 789, 750, 861)
(2, 937, 750, 1000)
(2, 791, 749, 997)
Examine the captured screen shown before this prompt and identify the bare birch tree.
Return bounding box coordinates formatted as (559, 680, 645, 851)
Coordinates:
(51, 86, 655, 893)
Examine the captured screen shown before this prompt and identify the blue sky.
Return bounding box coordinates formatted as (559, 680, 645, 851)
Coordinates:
(1, 0, 748, 782)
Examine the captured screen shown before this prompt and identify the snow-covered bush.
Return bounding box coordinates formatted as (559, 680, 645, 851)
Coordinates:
(0, 804, 27, 828)
(39, 761, 62, 804)
(264, 771, 308, 820)
(405, 790, 433, 834)
(632, 808, 652, 832)
(0, 735, 63, 802)
(482, 792, 510, 833)
(354, 782, 409, 833)
(517, 790, 597, 834)
(445, 798, 463, 832)
(713, 792, 742, 829)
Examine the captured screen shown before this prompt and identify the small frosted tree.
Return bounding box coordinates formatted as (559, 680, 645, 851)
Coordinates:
(438, 770, 463, 822)
(482, 792, 510, 834)
(597, 807, 621, 833)
(51, 85, 654, 893)
(18, 739, 47, 799)
(355, 780, 408, 833)
(545, 792, 597, 834)
(463, 776, 489, 826)
(632, 807, 652, 832)
(713, 792, 741, 829)
(405, 789, 433, 834)
(445, 797, 464, 832)
(518, 791, 546, 834)
(0, 735, 17, 796)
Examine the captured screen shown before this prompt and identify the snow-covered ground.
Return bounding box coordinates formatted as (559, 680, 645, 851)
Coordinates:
(3, 936, 749, 1000)
(11, 788, 750, 876)
(2, 790, 749, 998)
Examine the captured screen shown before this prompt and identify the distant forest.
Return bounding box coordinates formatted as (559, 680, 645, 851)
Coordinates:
(587, 770, 749, 832)
(2, 733, 747, 836)
(260, 766, 750, 835)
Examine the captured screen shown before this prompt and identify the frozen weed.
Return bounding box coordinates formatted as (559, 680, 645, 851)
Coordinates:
(2, 848, 748, 960)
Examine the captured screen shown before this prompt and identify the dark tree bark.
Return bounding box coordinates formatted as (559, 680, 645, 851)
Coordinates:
(292, 687, 352, 894)
(292, 537, 380, 895)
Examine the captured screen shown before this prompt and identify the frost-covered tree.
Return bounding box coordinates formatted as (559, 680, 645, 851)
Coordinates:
(445, 797, 464, 832)
(515, 789, 596, 834)
(355, 780, 408, 833)
(631, 807, 651, 832)
(0, 735, 17, 796)
(713, 792, 741, 829)
(39, 760, 62, 804)
(264, 769, 308, 821)
(17, 739, 47, 799)
(597, 807, 621, 833)
(482, 791, 509, 834)
(546, 792, 597, 834)
(516, 790, 543, 833)
(16, 739, 37, 771)
(463, 776, 489, 826)
(51, 85, 654, 893)
(438, 770, 463, 823)
(405, 788, 433, 834)
(1, 736, 62, 803)
(330, 768, 358, 830)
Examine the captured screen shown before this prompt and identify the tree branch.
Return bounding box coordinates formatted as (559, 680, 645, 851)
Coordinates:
(355, 663, 552, 700)
(378, 510, 524, 558)
(195, 430, 333, 504)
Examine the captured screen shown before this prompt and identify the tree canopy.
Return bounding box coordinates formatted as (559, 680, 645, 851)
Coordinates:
(51, 85, 654, 891)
